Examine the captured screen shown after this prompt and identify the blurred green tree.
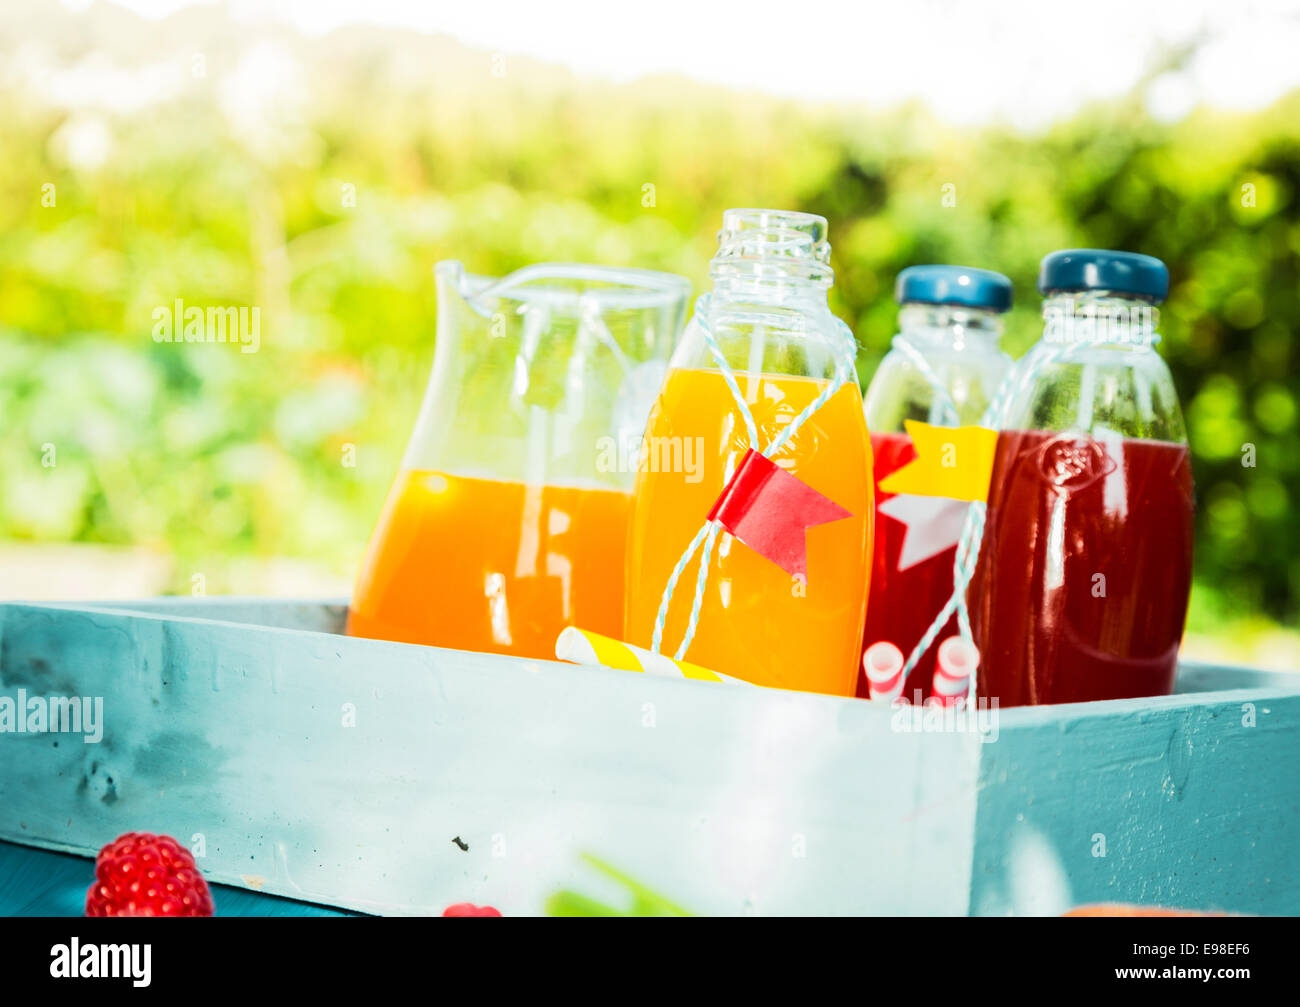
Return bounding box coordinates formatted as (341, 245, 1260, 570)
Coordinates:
(0, 17, 1295, 642)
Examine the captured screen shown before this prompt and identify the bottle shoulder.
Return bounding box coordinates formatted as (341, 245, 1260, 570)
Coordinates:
(864, 344, 1015, 430)
(670, 301, 857, 383)
(1004, 345, 1187, 442)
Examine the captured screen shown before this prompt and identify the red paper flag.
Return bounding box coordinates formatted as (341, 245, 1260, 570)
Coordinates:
(707, 449, 852, 577)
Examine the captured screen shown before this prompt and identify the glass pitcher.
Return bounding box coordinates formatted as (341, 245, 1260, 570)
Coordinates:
(968, 249, 1194, 705)
(623, 209, 873, 696)
(349, 261, 691, 659)
(860, 265, 1015, 699)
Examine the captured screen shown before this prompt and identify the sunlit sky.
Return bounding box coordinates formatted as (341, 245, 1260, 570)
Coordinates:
(65, 0, 1300, 126)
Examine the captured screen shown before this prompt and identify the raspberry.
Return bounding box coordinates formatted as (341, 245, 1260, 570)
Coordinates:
(85, 831, 214, 917)
(442, 902, 502, 917)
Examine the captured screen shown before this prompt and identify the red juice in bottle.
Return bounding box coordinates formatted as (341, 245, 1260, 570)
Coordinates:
(867, 430, 961, 700)
(967, 249, 1194, 707)
(861, 266, 1014, 700)
(969, 430, 1194, 705)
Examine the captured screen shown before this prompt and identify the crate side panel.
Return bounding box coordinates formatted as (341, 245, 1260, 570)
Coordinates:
(67, 598, 349, 635)
(1174, 660, 1300, 695)
(0, 603, 979, 916)
(971, 693, 1300, 915)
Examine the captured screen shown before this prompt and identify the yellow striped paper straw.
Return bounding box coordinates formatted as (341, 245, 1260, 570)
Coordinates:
(555, 627, 753, 686)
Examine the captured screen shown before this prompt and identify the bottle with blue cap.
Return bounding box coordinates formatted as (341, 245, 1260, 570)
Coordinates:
(859, 264, 1015, 701)
(967, 249, 1195, 706)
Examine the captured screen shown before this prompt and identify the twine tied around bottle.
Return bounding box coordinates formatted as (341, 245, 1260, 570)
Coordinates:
(649, 293, 859, 662)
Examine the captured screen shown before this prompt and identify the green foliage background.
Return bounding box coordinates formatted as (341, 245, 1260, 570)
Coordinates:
(0, 13, 1296, 647)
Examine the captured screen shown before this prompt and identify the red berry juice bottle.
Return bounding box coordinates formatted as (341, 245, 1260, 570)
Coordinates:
(861, 265, 1014, 700)
(968, 250, 1194, 706)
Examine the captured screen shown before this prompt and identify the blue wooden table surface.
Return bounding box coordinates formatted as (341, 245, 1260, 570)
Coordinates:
(0, 841, 355, 917)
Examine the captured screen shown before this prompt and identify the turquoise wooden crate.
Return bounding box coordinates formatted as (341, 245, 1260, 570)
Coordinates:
(0, 598, 1296, 916)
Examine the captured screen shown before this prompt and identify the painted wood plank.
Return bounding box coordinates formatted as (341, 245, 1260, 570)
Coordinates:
(1173, 661, 1300, 694)
(64, 597, 350, 635)
(971, 690, 1300, 915)
(0, 601, 979, 916)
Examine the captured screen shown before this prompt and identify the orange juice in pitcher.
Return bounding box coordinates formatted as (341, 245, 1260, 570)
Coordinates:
(624, 210, 872, 695)
(349, 262, 690, 658)
(349, 471, 632, 656)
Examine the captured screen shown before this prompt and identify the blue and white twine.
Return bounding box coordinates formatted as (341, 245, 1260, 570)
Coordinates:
(649, 293, 859, 661)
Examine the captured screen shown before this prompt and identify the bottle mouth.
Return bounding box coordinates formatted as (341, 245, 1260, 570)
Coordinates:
(436, 260, 691, 318)
(710, 208, 833, 284)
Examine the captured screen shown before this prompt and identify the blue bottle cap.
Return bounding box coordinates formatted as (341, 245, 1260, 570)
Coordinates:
(1038, 249, 1169, 303)
(895, 265, 1013, 313)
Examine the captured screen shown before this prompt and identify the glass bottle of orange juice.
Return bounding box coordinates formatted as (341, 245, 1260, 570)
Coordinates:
(349, 261, 690, 659)
(624, 210, 872, 695)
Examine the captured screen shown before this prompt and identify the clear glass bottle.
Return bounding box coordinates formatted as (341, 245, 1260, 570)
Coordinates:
(349, 261, 690, 659)
(968, 249, 1194, 705)
(861, 265, 1015, 699)
(623, 209, 872, 695)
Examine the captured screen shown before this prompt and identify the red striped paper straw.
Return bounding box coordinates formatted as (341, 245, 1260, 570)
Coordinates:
(932, 636, 979, 706)
(863, 641, 905, 703)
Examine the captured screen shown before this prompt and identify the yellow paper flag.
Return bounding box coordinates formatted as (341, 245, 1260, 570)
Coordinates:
(877, 420, 999, 502)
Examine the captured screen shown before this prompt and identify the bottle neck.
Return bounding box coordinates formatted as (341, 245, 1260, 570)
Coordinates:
(708, 273, 831, 309)
(707, 208, 834, 309)
(898, 303, 1004, 353)
(1041, 291, 1161, 347)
